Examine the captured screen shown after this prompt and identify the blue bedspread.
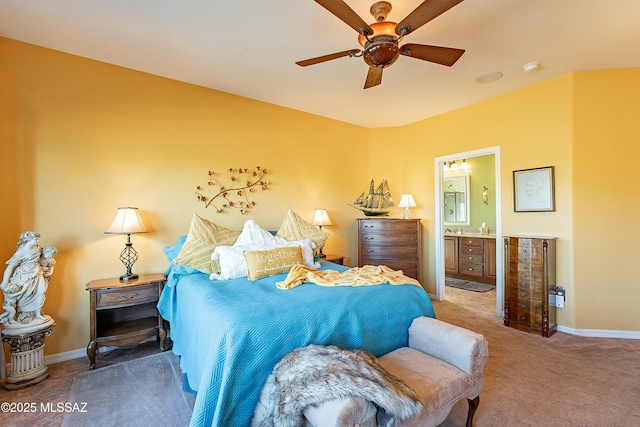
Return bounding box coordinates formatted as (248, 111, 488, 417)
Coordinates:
(157, 261, 436, 427)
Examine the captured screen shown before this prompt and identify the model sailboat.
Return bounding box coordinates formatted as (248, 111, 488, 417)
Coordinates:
(351, 179, 394, 216)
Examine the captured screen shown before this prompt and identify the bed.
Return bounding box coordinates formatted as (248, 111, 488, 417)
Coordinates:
(157, 215, 436, 427)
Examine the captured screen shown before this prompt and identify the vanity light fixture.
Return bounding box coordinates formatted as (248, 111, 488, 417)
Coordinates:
(461, 159, 469, 169)
(482, 186, 489, 205)
(450, 161, 459, 171)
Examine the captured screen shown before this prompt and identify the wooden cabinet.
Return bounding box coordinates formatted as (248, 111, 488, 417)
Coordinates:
(358, 218, 420, 280)
(444, 236, 458, 274)
(86, 273, 169, 369)
(504, 236, 557, 337)
(445, 235, 496, 285)
(322, 254, 345, 265)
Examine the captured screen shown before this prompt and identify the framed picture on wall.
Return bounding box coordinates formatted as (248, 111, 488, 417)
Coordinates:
(513, 166, 555, 212)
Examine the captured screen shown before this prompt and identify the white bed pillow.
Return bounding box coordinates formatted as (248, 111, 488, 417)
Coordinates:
(209, 220, 317, 280)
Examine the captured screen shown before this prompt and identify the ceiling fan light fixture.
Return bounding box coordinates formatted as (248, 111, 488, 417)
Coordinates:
(475, 71, 503, 84)
(297, 0, 466, 89)
(357, 21, 399, 46)
(370, 1, 392, 22)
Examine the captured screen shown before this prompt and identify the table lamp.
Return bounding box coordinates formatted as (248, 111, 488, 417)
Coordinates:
(105, 207, 148, 281)
(398, 194, 417, 219)
(312, 208, 332, 256)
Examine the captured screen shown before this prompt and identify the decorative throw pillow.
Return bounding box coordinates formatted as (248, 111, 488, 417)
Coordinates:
(244, 247, 303, 281)
(209, 220, 318, 280)
(234, 220, 317, 267)
(172, 214, 240, 274)
(276, 210, 329, 255)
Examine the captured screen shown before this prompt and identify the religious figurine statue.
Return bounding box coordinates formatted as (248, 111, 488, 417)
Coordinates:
(0, 231, 56, 328)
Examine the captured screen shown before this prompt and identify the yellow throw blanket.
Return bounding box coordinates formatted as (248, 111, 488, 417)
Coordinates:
(276, 264, 421, 290)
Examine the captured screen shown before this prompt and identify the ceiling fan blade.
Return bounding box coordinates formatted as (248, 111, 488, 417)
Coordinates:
(400, 44, 465, 66)
(364, 66, 383, 89)
(314, 0, 373, 36)
(396, 0, 464, 36)
(296, 49, 361, 67)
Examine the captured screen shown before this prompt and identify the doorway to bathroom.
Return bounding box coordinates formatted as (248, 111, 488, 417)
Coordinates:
(434, 147, 503, 316)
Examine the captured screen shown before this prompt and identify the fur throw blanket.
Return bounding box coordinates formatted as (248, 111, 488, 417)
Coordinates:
(251, 344, 422, 427)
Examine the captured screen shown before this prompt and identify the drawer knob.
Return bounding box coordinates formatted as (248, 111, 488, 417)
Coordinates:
(521, 304, 526, 309)
(520, 283, 527, 288)
(468, 267, 473, 271)
(521, 316, 527, 321)
(521, 292, 526, 297)
(468, 248, 473, 252)
(521, 273, 527, 278)
(468, 256, 473, 260)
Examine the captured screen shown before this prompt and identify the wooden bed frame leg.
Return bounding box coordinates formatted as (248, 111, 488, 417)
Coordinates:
(466, 396, 480, 427)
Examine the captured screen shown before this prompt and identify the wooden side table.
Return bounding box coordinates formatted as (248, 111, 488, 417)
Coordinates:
(322, 254, 345, 265)
(86, 273, 169, 369)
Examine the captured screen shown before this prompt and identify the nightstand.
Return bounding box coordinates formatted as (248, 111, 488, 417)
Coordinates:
(322, 254, 345, 265)
(86, 273, 169, 369)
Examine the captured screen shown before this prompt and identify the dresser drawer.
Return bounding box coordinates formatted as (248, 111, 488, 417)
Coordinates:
(96, 283, 159, 309)
(512, 288, 542, 303)
(359, 220, 418, 233)
(459, 237, 483, 246)
(359, 233, 419, 246)
(459, 245, 484, 256)
(359, 245, 418, 260)
(460, 253, 483, 263)
(459, 262, 484, 277)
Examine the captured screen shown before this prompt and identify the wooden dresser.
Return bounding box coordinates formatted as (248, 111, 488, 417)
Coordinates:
(445, 235, 496, 285)
(504, 236, 557, 337)
(357, 218, 421, 280)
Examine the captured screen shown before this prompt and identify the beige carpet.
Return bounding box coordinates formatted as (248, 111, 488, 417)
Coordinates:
(3, 302, 639, 427)
(432, 300, 640, 427)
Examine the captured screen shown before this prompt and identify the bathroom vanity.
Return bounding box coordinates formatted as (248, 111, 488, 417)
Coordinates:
(445, 234, 496, 285)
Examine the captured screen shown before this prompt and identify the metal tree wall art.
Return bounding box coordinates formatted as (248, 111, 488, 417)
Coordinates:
(195, 167, 270, 214)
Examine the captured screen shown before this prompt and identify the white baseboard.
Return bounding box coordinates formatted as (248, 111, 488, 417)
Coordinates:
(45, 348, 86, 365)
(428, 294, 640, 340)
(556, 325, 640, 339)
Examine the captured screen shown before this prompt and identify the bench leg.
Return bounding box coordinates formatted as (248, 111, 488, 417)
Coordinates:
(466, 396, 480, 427)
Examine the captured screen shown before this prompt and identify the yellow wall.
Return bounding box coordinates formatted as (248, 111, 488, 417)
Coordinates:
(572, 69, 640, 330)
(0, 38, 369, 355)
(1, 37, 639, 356)
(372, 69, 639, 332)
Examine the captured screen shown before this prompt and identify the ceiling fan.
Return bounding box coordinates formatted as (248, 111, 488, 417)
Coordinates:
(296, 0, 465, 89)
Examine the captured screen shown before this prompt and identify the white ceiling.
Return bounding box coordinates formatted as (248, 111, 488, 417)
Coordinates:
(1, 0, 639, 128)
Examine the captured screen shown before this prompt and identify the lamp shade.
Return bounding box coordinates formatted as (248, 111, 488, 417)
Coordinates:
(312, 209, 333, 227)
(105, 207, 148, 234)
(397, 194, 417, 208)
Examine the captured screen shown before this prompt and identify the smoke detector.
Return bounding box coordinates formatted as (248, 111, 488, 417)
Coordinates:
(522, 61, 540, 72)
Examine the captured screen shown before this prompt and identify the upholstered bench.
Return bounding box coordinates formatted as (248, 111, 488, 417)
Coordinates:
(303, 317, 489, 427)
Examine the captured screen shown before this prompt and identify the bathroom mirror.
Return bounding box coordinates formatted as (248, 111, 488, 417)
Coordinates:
(444, 174, 470, 225)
